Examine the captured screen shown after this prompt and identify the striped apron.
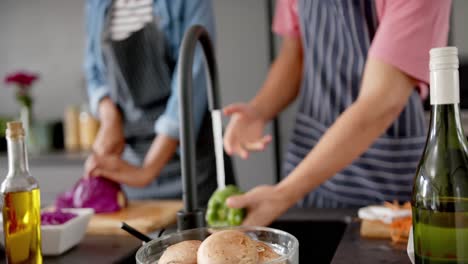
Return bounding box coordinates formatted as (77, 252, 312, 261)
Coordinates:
(284, 0, 427, 208)
(101, 2, 235, 207)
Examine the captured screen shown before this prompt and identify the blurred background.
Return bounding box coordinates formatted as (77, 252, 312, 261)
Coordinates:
(0, 0, 467, 200)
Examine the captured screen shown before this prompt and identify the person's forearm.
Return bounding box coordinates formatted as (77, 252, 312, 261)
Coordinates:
(98, 97, 121, 126)
(250, 37, 303, 121)
(276, 99, 405, 202)
(276, 58, 417, 204)
(142, 134, 179, 182)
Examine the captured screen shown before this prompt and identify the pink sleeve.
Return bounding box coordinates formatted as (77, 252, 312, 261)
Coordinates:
(369, 0, 451, 85)
(272, 0, 300, 37)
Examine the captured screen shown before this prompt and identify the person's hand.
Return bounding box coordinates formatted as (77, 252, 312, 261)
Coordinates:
(223, 103, 272, 159)
(93, 98, 125, 156)
(226, 185, 294, 227)
(85, 154, 153, 187)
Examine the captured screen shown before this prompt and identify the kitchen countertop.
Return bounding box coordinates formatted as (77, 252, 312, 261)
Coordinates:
(0, 208, 411, 263)
(0, 235, 142, 264)
(279, 208, 410, 264)
(332, 221, 410, 264)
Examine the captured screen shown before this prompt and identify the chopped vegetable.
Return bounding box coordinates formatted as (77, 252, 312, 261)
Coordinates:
(41, 210, 77, 225)
(55, 176, 127, 213)
(390, 216, 412, 244)
(205, 185, 245, 227)
(384, 201, 412, 244)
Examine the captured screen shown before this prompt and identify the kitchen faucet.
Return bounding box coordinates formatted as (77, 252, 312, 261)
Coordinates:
(176, 25, 221, 231)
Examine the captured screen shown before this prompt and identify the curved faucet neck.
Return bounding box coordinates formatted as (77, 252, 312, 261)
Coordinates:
(176, 25, 220, 231)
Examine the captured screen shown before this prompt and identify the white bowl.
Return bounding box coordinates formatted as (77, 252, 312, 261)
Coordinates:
(0, 208, 94, 256)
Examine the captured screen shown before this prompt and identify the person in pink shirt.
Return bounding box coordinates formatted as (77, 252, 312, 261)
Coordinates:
(223, 0, 451, 226)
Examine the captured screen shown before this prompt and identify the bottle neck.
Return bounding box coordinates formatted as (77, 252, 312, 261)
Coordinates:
(429, 104, 465, 140)
(6, 136, 30, 178)
(430, 67, 459, 105)
(429, 61, 464, 138)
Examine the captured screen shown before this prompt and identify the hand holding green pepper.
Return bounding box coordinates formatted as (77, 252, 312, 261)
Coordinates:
(205, 185, 246, 227)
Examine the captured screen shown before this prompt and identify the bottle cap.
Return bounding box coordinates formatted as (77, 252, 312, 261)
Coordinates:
(430, 47, 460, 105)
(430, 47, 459, 71)
(6, 121, 25, 139)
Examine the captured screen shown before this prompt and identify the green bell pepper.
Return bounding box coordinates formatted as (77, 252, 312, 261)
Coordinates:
(205, 185, 246, 227)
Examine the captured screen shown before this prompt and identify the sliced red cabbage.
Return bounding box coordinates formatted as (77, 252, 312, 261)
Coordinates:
(55, 176, 127, 213)
(41, 210, 77, 225)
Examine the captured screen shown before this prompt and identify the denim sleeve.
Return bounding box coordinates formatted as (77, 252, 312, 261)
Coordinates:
(83, 0, 110, 117)
(154, 0, 216, 140)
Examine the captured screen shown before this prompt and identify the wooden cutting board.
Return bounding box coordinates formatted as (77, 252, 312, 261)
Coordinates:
(86, 200, 183, 235)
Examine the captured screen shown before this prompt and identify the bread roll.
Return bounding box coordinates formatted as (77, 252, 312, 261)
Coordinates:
(197, 230, 258, 264)
(159, 240, 201, 264)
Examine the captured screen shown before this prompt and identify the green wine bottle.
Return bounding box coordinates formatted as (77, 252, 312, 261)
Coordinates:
(412, 47, 468, 264)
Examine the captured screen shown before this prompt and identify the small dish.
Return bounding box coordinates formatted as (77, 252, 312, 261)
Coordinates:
(0, 208, 94, 256)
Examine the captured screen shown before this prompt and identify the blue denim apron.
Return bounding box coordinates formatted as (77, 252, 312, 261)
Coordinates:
(101, 3, 234, 206)
(285, 0, 426, 208)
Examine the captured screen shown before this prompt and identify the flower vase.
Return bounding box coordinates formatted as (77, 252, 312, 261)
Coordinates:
(20, 105, 30, 136)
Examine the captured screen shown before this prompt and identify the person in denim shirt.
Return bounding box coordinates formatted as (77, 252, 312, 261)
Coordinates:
(83, 0, 234, 206)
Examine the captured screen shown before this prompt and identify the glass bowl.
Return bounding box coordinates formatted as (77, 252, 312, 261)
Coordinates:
(135, 226, 299, 264)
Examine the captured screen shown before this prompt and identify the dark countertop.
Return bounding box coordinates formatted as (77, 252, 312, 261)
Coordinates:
(279, 208, 411, 264)
(0, 235, 142, 264)
(332, 221, 410, 264)
(278, 208, 410, 264)
(0, 206, 411, 264)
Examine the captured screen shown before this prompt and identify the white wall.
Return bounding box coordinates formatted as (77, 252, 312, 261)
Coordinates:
(0, 0, 276, 189)
(0, 0, 86, 121)
(452, 0, 468, 56)
(213, 0, 276, 189)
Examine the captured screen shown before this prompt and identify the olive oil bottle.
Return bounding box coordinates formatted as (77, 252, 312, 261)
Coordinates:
(412, 47, 468, 264)
(1, 122, 42, 263)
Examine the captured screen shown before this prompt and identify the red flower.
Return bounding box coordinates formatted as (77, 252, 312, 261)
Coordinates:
(4, 71, 39, 87)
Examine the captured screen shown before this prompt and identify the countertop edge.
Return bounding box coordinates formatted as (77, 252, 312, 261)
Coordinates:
(0, 151, 87, 167)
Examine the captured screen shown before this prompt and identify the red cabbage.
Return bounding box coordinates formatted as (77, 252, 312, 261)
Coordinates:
(55, 176, 127, 213)
(55, 188, 73, 209)
(41, 210, 77, 225)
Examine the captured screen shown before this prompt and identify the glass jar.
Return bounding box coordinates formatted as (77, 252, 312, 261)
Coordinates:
(79, 105, 99, 151)
(64, 105, 80, 152)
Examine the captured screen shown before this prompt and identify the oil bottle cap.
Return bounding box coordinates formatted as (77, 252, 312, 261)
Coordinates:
(6, 121, 25, 139)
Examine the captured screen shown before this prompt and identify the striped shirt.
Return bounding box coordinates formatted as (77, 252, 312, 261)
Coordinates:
(111, 0, 153, 41)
